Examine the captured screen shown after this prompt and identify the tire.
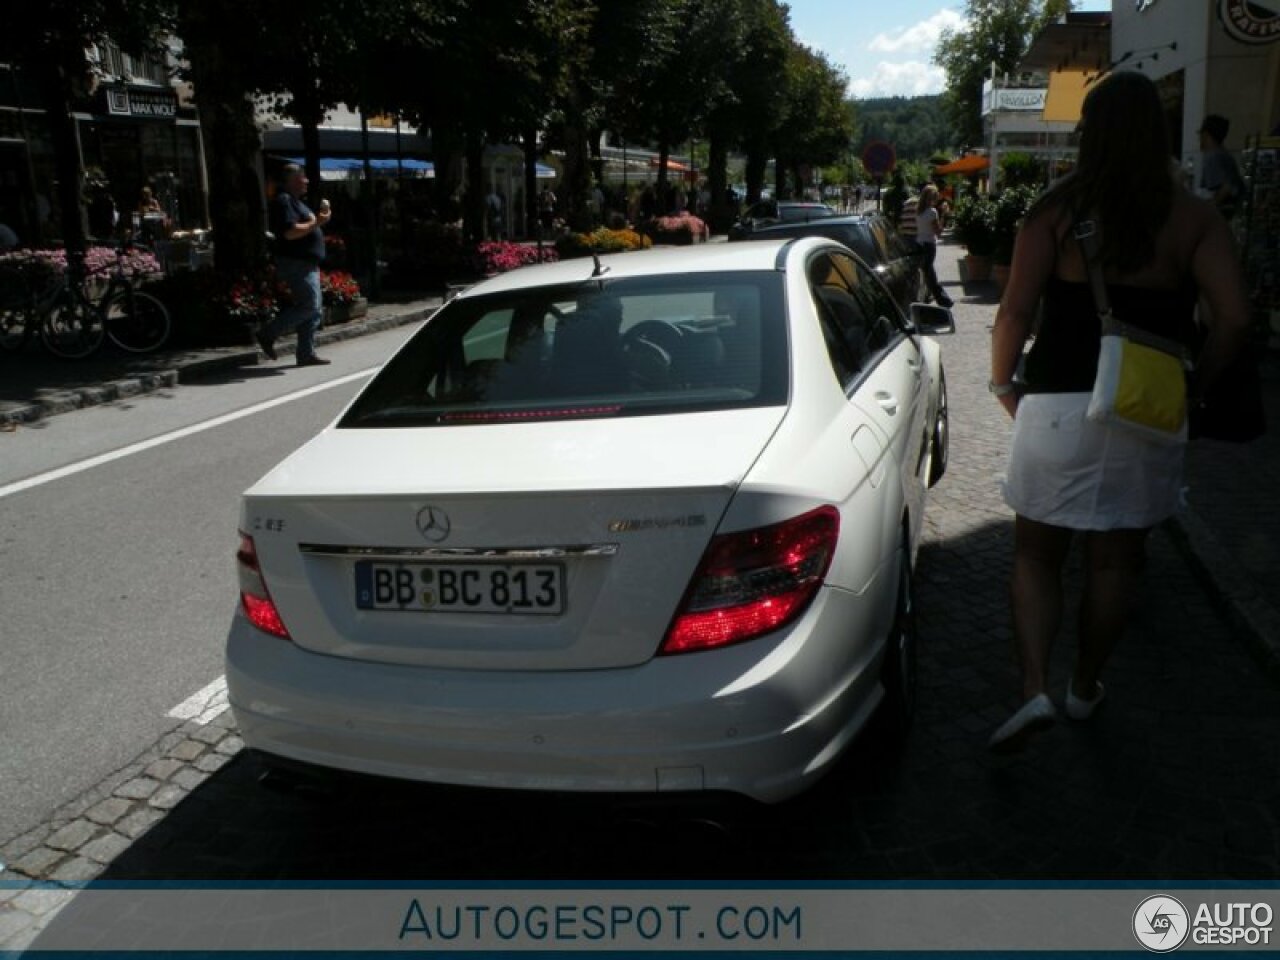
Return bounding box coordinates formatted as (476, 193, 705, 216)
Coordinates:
(927, 368, 948, 488)
(878, 534, 918, 738)
(40, 290, 105, 359)
(105, 289, 171, 353)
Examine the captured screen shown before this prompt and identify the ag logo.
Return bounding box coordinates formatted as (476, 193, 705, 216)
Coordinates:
(1133, 895, 1190, 952)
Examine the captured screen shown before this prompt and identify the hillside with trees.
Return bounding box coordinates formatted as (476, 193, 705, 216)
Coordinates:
(853, 96, 952, 165)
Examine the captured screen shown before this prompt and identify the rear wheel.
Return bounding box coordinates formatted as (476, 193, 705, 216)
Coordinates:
(40, 290, 105, 359)
(879, 534, 918, 737)
(105, 288, 171, 353)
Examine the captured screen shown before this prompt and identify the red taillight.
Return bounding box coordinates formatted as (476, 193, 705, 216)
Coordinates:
(237, 532, 291, 639)
(660, 506, 840, 655)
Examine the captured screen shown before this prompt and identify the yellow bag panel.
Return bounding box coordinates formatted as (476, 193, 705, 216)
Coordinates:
(1113, 340, 1186, 433)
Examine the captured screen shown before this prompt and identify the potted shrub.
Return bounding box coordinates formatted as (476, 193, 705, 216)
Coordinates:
(320, 269, 365, 324)
(950, 193, 996, 282)
(990, 184, 1040, 291)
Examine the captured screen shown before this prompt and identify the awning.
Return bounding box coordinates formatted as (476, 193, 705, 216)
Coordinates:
(932, 154, 990, 175)
(1043, 70, 1091, 123)
(287, 156, 434, 177)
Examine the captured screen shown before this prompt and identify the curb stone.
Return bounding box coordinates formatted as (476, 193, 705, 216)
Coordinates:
(1165, 510, 1280, 683)
(0, 711, 244, 953)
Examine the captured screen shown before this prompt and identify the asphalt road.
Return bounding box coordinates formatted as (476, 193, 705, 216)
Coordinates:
(0, 327, 414, 848)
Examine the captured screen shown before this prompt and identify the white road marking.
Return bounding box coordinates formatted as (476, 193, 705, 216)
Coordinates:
(0, 368, 376, 501)
(167, 676, 230, 725)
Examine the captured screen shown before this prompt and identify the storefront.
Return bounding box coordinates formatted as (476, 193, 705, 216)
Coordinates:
(77, 83, 208, 234)
(0, 50, 209, 246)
(1112, 0, 1280, 339)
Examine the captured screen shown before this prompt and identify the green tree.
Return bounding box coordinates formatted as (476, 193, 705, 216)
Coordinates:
(772, 43, 853, 199)
(712, 0, 791, 210)
(932, 0, 1070, 149)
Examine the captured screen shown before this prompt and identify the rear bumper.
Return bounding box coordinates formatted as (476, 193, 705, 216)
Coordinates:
(225, 589, 886, 804)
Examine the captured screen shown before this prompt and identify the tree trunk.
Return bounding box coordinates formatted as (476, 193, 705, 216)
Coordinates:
(32, 51, 88, 261)
(182, 9, 266, 276)
(522, 127, 538, 241)
(559, 117, 592, 233)
(705, 134, 732, 233)
(744, 150, 767, 205)
(431, 127, 464, 225)
(295, 92, 324, 206)
(463, 132, 485, 243)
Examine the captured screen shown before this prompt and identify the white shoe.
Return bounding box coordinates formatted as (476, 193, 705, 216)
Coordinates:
(1066, 679, 1105, 720)
(988, 693, 1056, 753)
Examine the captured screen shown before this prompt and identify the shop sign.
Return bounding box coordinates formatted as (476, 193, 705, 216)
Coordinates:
(993, 89, 1047, 111)
(104, 87, 178, 119)
(1218, 0, 1280, 44)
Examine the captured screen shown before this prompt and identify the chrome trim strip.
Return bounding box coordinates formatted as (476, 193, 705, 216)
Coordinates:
(299, 543, 618, 559)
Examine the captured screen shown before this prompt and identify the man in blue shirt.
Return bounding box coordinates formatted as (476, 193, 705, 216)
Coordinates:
(261, 164, 332, 365)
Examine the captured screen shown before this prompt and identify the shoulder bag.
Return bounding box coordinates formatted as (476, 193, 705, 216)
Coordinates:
(1075, 219, 1190, 445)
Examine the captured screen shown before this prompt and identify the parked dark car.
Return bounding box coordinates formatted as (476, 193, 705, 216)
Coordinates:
(729, 214, 926, 315)
(727, 200, 838, 240)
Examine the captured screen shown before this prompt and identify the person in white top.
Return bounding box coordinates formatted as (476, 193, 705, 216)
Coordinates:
(914, 185, 953, 308)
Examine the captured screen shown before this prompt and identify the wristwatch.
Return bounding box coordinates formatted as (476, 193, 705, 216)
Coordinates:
(988, 380, 1016, 397)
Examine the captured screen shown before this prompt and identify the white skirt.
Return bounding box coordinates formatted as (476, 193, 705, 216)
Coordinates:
(1001, 392, 1185, 530)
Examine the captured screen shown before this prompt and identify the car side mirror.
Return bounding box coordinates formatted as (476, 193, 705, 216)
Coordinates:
(909, 302, 955, 335)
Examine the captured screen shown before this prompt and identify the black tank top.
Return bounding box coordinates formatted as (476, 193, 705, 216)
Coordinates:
(1023, 276, 1198, 393)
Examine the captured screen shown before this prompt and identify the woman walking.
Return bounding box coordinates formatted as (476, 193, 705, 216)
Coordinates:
(915, 185, 953, 308)
(987, 70, 1249, 751)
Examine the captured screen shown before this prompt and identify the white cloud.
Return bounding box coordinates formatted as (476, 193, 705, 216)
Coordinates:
(848, 61, 947, 99)
(867, 9, 966, 55)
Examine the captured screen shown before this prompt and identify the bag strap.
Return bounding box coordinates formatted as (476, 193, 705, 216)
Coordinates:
(1073, 217, 1191, 364)
(1072, 218, 1111, 321)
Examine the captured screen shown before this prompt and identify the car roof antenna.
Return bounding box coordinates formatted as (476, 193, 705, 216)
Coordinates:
(591, 253, 610, 281)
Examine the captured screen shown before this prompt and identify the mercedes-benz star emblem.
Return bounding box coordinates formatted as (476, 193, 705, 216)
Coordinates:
(416, 505, 451, 543)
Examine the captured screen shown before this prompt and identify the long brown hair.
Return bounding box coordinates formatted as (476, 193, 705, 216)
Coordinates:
(1031, 69, 1177, 272)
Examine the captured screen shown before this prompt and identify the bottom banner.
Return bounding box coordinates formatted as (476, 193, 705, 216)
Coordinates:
(7, 884, 1278, 954)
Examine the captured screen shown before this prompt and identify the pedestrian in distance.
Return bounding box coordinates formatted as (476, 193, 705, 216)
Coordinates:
(915, 185, 954, 308)
(1197, 114, 1246, 221)
(260, 163, 332, 367)
(987, 70, 1250, 752)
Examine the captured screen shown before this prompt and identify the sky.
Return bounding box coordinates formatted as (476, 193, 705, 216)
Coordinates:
(785, 0, 1112, 100)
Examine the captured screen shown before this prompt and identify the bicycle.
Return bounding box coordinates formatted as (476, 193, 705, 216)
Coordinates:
(0, 240, 171, 358)
(95, 239, 172, 354)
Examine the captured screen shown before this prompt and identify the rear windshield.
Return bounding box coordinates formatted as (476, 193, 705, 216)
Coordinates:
(340, 273, 789, 428)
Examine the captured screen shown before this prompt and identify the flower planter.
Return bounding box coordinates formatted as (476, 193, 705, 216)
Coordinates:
(324, 296, 368, 326)
(991, 263, 1011, 294)
(964, 254, 992, 283)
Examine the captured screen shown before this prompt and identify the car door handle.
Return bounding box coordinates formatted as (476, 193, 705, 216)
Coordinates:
(875, 391, 899, 415)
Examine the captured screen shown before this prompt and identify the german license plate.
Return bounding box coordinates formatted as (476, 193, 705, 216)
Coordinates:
(354, 560, 564, 614)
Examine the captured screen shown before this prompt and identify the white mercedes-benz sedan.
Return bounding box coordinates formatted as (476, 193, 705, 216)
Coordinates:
(226, 237, 953, 804)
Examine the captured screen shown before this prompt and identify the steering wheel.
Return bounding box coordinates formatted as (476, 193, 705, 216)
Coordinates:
(621, 319, 684, 355)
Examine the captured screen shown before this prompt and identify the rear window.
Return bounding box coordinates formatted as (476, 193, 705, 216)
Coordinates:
(340, 273, 789, 428)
